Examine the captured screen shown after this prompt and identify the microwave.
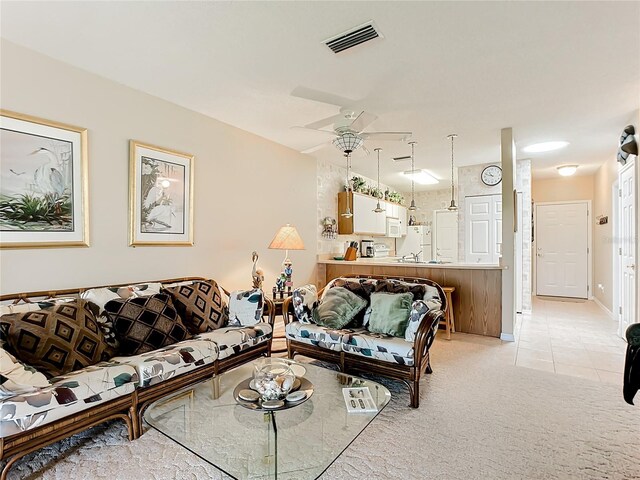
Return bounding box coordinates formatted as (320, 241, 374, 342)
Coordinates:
(386, 218, 401, 238)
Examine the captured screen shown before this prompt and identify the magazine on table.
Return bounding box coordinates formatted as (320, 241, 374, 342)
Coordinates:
(342, 387, 378, 413)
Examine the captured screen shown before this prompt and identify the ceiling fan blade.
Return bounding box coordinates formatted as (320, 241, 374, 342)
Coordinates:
(291, 86, 356, 108)
(349, 111, 378, 133)
(291, 126, 337, 137)
(304, 114, 345, 130)
(301, 143, 329, 154)
(360, 132, 413, 141)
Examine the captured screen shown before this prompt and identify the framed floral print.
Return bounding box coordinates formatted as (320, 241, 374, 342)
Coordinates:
(129, 140, 194, 246)
(0, 110, 89, 248)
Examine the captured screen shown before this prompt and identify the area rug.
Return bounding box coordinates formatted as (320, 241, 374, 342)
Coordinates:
(4, 336, 639, 479)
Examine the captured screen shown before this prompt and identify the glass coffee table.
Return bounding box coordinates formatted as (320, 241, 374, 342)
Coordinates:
(144, 359, 391, 479)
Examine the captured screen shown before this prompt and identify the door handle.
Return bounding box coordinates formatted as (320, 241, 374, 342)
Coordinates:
(631, 264, 636, 270)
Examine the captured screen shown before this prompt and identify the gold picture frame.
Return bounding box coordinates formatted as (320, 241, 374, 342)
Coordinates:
(129, 140, 194, 246)
(0, 110, 89, 249)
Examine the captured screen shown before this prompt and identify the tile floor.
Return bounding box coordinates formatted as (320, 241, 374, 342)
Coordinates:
(511, 296, 627, 384)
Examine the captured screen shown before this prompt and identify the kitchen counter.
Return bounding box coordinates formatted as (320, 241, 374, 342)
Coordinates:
(317, 258, 503, 338)
(318, 257, 503, 270)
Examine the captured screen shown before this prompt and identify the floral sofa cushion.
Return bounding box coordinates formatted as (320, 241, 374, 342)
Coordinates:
(404, 300, 440, 342)
(291, 284, 318, 324)
(342, 328, 415, 366)
(197, 323, 272, 360)
(285, 321, 348, 352)
(110, 339, 218, 387)
(0, 361, 138, 438)
(227, 289, 264, 327)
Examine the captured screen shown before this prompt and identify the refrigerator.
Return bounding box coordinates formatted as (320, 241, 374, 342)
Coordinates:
(396, 224, 432, 262)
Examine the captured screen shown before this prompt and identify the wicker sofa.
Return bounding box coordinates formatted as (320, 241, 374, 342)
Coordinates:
(0, 277, 274, 480)
(283, 274, 446, 408)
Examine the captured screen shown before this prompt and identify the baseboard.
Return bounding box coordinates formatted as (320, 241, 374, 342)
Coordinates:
(592, 296, 614, 319)
(500, 332, 516, 342)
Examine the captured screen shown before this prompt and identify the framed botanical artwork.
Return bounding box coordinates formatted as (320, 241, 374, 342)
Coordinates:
(0, 110, 89, 248)
(129, 140, 194, 246)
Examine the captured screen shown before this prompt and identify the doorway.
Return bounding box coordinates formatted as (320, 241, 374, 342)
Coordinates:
(535, 201, 591, 299)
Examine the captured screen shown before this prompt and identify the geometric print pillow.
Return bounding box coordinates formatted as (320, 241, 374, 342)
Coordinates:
(104, 294, 191, 356)
(0, 300, 113, 378)
(164, 280, 227, 334)
(291, 284, 318, 324)
(227, 289, 264, 327)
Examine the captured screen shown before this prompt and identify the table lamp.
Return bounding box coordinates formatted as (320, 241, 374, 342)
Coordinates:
(268, 224, 305, 293)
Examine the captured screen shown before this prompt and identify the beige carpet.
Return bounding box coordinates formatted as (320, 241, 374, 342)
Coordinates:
(5, 335, 640, 480)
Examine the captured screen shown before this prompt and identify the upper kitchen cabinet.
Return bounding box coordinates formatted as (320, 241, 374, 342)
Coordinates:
(338, 192, 386, 235)
(385, 202, 399, 219)
(398, 205, 408, 236)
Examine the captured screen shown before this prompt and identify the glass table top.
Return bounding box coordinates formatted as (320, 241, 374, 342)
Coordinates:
(144, 359, 391, 480)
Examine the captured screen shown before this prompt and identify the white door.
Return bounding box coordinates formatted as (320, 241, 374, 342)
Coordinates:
(536, 202, 589, 298)
(434, 210, 458, 262)
(465, 194, 502, 263)
(620, 160, 637, 333)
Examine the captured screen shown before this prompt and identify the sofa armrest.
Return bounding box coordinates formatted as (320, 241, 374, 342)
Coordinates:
(263, 297, 276, 327)
(282, 296, 294, 326)
(413, 309, 443, 367)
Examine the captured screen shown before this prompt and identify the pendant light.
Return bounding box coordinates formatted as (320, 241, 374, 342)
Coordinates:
(447, 134, 458, 211)
(373, 148, 386, 213)
(341, 152, 353, 218)
(408, 141, 418, 211)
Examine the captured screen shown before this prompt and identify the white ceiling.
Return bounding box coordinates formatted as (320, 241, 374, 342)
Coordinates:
(1, 1, 638, 190)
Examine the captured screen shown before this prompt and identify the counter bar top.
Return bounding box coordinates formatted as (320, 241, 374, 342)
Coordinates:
(317, 257, 503, 270)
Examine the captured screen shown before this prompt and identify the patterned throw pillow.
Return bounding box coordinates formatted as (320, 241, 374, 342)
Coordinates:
(1, 347, 50, 397)
(227, 289, 264, 327)
(404, 300, 432, 342)
(292, 284, 318, 324)
(1, 300, 113, 378)
(164, 280, 227, 334)
(104, 294, 191, 356)
(374, 279, 427, 302)
(81, 283, 163, 349)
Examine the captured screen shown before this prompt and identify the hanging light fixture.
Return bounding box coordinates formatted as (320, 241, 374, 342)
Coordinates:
(341, 152, 353, 218)
(408, 141, 418, 211)
(333, 132, 364, 154)
(447, 134, 458, 211)
(373, 148, 385, 213)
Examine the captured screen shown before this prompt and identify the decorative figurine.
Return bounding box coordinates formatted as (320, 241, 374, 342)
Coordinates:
(276, 273, 286, 293)
(283, 260, 293, 288)
(251, 251, 264, 290)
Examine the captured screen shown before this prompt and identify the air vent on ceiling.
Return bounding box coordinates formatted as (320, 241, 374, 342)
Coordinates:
(324, 21, 382, 54)
(393, 156, 412, 162)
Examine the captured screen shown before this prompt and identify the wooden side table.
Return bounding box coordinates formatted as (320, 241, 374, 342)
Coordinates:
(271, 296, 290, 354)
(440, 287, 456, 340)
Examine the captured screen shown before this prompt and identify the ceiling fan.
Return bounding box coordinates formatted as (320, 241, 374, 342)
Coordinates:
(292, 89, 412, 155)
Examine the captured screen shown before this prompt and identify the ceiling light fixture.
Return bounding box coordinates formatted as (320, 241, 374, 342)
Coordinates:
(373, 148, 386, 213)
(447, 134, 458, 211)
(557, 165, 578, 177)
(408, 141, 418, 211)
(522, 141, 569, 153)
(402, 169, 439, 185)
(332, 132, 364, 154)
(341, 152, 353, 218)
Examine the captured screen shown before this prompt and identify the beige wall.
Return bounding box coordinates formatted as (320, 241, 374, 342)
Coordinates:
(0, 40, 317, 294)
(532, 175, 595, 203)
(592, 155, 619, 312)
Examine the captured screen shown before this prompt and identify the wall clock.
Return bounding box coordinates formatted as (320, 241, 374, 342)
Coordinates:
(481, 165, 502, 186)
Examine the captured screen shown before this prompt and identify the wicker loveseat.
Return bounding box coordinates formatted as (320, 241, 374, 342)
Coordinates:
(0, 277, 274, 480)
(282, 275, 446, 408)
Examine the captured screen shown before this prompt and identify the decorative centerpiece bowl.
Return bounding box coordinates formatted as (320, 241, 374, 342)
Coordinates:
(252, 358, 296, 401)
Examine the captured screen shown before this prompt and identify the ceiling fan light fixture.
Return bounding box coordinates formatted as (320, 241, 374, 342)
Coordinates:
(333, 132, 364, 154)
(402, 169, 439, 185)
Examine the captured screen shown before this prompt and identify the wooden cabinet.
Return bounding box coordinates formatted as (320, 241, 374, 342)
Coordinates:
(338, 192, 386, 235)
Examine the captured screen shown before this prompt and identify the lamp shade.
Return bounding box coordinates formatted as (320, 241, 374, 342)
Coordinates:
(268, 224, 305, 250)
